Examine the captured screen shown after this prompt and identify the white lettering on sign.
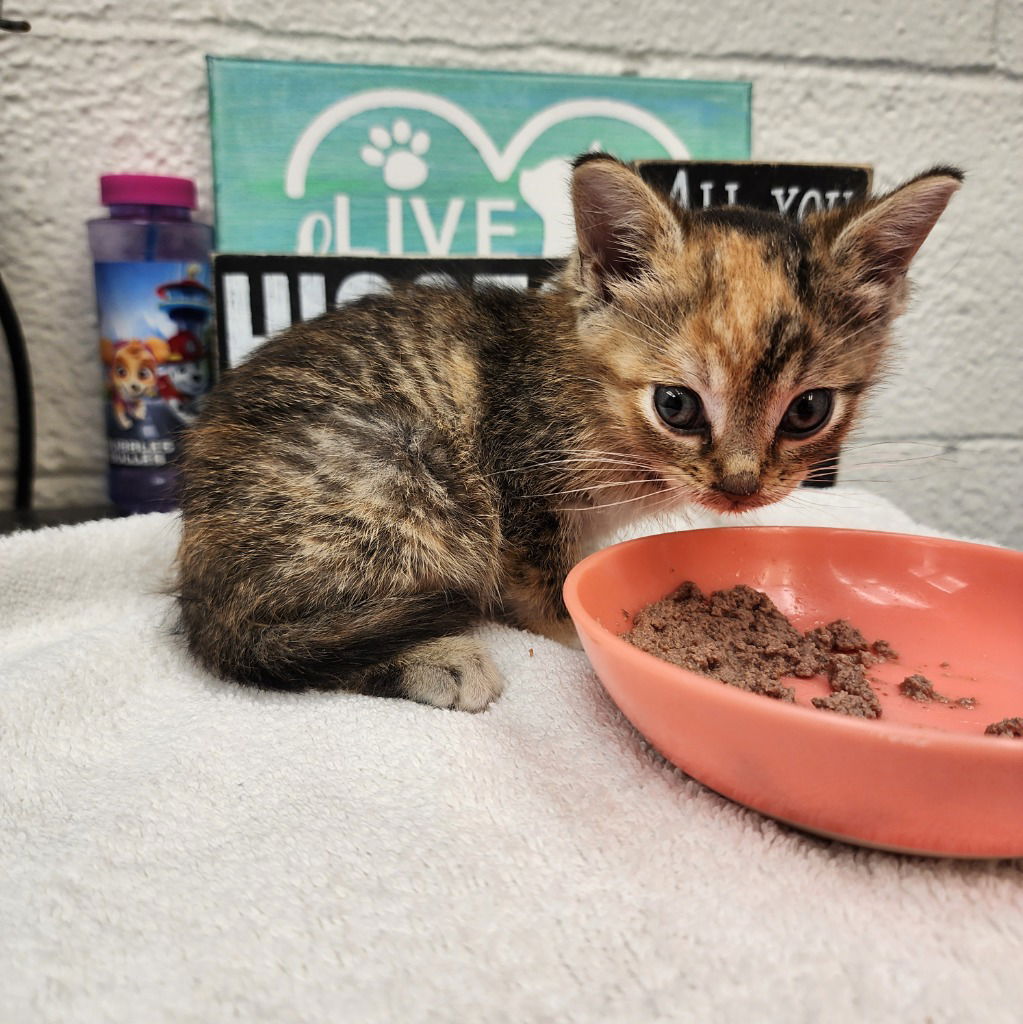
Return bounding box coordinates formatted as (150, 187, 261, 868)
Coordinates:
(221, 268, 536, 366)
(335, 272, 391, 306)
(414, 272, 458, 289)
(476, 199, 517, 255)
(387, 196, 403, 255)
(797, 189, 823, 219)
(299, 194, 525, 256)
(772, 186, 856, 219)
(296, 211, 332, 254)
(771, 186, 801, 216)
(474, 273, 529, 290)
(670, 170, 690, 207)
(222, 273, 265, 364)
(262, 274, 292, 336)
(298, 273, 327, 320)
(669, 177, 861, 221)
(410, 198, 465, 255)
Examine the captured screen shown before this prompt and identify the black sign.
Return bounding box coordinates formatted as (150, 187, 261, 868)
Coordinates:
(635, 161, 873, 220)
(213, 253, 563, 372)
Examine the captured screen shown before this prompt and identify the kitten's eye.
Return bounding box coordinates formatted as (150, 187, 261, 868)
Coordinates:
(779, 389, 833, 438)
(653, 386, 707, 432)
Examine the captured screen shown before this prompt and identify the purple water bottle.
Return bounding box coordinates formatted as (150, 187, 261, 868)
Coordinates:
(88, 174, 214, 514)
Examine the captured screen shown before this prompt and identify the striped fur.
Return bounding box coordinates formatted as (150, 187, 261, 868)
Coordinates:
(177, 155, 961, 709)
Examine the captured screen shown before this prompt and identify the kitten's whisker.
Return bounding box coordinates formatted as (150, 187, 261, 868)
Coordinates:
(486, 455, 658, 477)
(521, 478, 654, 499)
(608, 327, 664, 358)
(811, 455, 953, 477)
(803, 466, 942, 485)
(612, 307, 677, 354)
(826, 464, 953, 479)
(804, 449, 953, 479)
(540, 446, 657, 460)
(645, 486, 693, 518)
(563, 482, 687, 513)
(830, 307, 877, 339)
(811, 453, 942, 468)
(493, 463, 656, 480)
(825, 474, 945, 486)
(840, 451, 952, 464)
(621, 302, 680, 343)
(773, 502, 854, 525)
(778, 491, 880, 517)
(528, 449, 663, 471)
(788, 486, 882, 503)
(842, 439, 948, 455)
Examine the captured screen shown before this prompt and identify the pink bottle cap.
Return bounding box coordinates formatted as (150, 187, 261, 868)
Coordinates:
(99, 174, 197, 209)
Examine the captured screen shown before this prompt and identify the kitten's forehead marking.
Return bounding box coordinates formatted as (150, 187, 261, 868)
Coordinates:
(674, 227, 819, 448)
(689, 232, 808, 394)
(693, 206, 810, 297)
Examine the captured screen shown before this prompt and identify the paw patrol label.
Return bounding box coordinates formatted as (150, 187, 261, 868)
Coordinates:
(94, 261, 213, 466)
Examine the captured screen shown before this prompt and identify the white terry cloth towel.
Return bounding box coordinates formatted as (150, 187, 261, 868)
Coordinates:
(1, 487, 1020, 1024)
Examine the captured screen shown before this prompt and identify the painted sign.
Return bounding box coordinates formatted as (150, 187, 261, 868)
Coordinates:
(207, 58, 750, 257)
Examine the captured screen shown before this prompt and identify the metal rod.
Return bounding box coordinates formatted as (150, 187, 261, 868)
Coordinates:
(0, 271, 35, 511)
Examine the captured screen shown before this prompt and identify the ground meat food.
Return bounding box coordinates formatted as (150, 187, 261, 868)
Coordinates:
(984, 717, 1023, 738)
(826, 619, 869, 653)
(811, 654, 881, 719)
(900, 673, 940, 701)
(804, 624, 891, 671)
(811, 691, 879, 718)
(624, 583, 801, 702)
(872, 639, 900, 661)
(898, 674, 976, 709)
(625, 582, 887, 718)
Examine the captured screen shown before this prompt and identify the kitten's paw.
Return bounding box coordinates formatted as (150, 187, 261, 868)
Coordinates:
(399, 635, 504, 712)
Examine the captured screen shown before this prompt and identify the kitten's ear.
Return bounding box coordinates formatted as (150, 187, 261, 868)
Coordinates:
(571, 153, 678, 302)
(831, 167, 963, 287)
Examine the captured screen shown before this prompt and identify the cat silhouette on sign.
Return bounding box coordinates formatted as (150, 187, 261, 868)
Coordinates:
(518, 145, 603, 257)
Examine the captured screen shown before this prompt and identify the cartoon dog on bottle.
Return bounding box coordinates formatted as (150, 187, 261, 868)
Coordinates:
(101, 337, 170, 430)
(157, 331, 210, 425)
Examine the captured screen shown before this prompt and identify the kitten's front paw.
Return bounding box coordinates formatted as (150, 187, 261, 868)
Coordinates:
(399, 635, 504, 712)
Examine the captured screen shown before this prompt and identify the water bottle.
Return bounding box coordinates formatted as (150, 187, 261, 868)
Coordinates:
(87, 174, 214, 514)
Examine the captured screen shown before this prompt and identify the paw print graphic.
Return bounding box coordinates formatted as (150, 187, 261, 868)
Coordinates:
(361, 118, 431, 190)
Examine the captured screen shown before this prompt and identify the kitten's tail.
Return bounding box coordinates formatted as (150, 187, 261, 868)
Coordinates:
(176, 587, 480, 695)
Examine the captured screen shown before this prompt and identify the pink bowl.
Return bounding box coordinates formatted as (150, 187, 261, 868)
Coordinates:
(563, 527, 1023, 858)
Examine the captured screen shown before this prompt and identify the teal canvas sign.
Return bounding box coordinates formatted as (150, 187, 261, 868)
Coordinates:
(208, 58, 750, 257)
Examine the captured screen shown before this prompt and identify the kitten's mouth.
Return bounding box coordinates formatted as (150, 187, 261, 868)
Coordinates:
(699, 492, 776, 515)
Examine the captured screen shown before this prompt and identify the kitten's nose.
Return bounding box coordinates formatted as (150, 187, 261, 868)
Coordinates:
(716, 469, 759, 497)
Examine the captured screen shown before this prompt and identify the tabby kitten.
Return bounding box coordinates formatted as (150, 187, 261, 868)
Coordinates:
(177, 154, 961, 710)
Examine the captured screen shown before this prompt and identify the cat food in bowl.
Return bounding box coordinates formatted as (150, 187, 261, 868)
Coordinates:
(563, 527, 1023, 858)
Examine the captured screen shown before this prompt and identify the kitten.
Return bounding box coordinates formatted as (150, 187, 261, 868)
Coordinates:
(176, 154, 961, 710)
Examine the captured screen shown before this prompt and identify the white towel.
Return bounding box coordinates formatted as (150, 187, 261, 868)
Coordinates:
(1, 489, 1019, 1024)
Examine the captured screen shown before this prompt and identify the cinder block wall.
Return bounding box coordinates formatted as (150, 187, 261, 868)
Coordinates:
(1, 1, 1020, 546)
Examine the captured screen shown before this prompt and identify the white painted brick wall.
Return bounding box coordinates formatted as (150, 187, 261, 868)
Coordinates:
(1, 1, 1020, 546)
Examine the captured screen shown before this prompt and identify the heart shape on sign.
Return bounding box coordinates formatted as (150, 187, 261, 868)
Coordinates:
(285, 88, 690, 198)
